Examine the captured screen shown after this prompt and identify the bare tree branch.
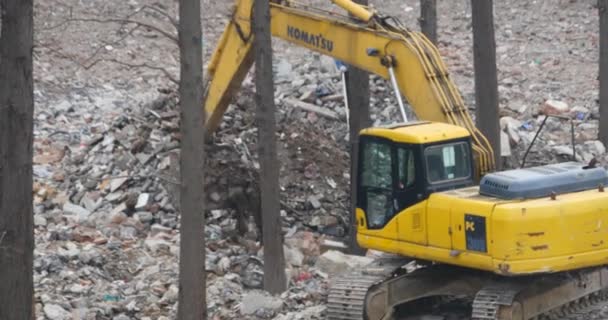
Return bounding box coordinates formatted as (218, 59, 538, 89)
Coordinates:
(38, 6, 75, 31)
(141, 4, 178, 27)
(41, 4, 177, 38)
(63, 17, 178, 43)
(35, 42, 178, 84)
(35, 4, 179, 85)
(99, 59, 178, 84)
(80, 25, 141, 66)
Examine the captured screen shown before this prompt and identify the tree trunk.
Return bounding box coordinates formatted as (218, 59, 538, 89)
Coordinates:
(177, 0, 206, 318)
(600, 0, 608, 145)
(253, 0, 287, 294)
(346, 0, 371, 256)
(0, 0, 35, 319)
(471, 0, 501, 170)
(420, 0, 437, 44)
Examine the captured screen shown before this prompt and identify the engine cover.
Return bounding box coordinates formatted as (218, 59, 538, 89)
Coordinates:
(479, 162, 608, 199)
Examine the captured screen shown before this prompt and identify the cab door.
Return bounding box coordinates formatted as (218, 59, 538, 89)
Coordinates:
(426, 194, 453, 249)
(424, 141, 475, 250)
(394, 145, 427, 245)
(357, 137, 398, 239)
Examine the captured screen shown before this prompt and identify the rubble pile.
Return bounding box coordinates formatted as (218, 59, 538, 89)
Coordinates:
(499, 98, 605, 168)
(30, 0, 608, 319)
(31, 72, 362, 319)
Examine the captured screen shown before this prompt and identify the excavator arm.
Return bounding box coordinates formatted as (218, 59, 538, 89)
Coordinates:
(204, 0, 495, 175)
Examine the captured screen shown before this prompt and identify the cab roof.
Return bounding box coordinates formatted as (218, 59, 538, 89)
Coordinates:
(360, 121, 471, 144)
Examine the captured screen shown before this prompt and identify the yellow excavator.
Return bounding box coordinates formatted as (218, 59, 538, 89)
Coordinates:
(205, 0, 608, 319)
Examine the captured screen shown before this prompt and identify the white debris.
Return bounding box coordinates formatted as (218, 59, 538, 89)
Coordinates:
(315, 250, 373, 275)
(240, 291, 284, 315)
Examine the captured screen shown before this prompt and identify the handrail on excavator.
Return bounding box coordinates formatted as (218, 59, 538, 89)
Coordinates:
(329, 0, 374, 22)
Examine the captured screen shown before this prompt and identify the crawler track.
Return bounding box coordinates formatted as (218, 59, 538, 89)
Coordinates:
(326, 256, 411, 320)
(393, 290, 608, 320)
(327, 264, 608, 320)
(327, 274, 387, 320)
(541, 290, 608, 320)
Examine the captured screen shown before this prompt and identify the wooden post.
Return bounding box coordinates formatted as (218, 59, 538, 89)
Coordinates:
(253, 0, 287, 294)
(0, 0, 35, 319)
(600, 0, 608, 145)
(471, 0, 501, 169)
(346, 0, 371, 256)
(420, 0, 437, 44)
(177, 0, 206, 318)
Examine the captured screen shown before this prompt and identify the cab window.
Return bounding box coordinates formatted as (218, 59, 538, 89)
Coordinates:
(425, 142, 471, 183)
(361, 142, 392, 189)
(397, 147, 416, 189)
(360, 141, 393, 228)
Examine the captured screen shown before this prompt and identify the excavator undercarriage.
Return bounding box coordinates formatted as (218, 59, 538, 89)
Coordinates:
(328, 261, 608, 320)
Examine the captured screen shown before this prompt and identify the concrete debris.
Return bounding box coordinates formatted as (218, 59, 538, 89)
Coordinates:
(542, 100, 570, 116)
(585, 140, 607, 156)
(552, 145, 577, 157)
(500, 131, 512, 157)
(240, 291, 284, 315)
(110, 174, 129, 193)
(136, 193, 150, 209)
(315, 250, 373, 275)
(43, 304, 71, 320)
(500, 116, 522, 144)
(274, 305, 326, 320)
(307, 194, 322, 210)
(62, 202, 91, 220)
(81, 192, 102, 212)
(285, 231, 321, 257)
(284, 245, 305, 267)
(145, 238, 172, 254)
(284, 97, 340, 120)
(321, 239, 349, 252)
(135, 211, 154, 224)
(34, 215, 48, 227)
(274, 59, 294, 82)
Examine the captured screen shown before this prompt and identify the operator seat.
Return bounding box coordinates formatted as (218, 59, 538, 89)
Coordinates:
(427, 154, 445, 182)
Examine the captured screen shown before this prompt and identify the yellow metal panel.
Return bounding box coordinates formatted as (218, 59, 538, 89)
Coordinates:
(358, 185, 608, 275)
(491, 247, 608, 275)
(203, 0, 255, 134)
(360, 122, 470, 144)
(356, 208, 399, 240)
(269, 9, 448, 124)
(357, 232, 494, 270)
(396, 201, 427, 245)
(491, 190, 608, 262)
(269, 8, 390, 79)
(425, 194, 452, 249)
(449, 198, 494, 254)
(329, 0, 374, 22)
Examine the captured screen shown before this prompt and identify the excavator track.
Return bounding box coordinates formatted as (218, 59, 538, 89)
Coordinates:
(326, 256, 411, 320)
(327, 264, 608, 320)
(474, 267, 608, 320)
(470, 285, 608, 320)
(471, 287, 519, 320)
(327, 273, 387, 320)
(552, 290, 608, 320)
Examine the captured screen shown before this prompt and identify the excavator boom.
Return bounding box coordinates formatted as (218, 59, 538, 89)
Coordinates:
(204, 0, 495, 175)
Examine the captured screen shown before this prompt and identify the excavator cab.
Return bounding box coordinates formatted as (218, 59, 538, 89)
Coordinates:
(356, 121, 474, 230)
